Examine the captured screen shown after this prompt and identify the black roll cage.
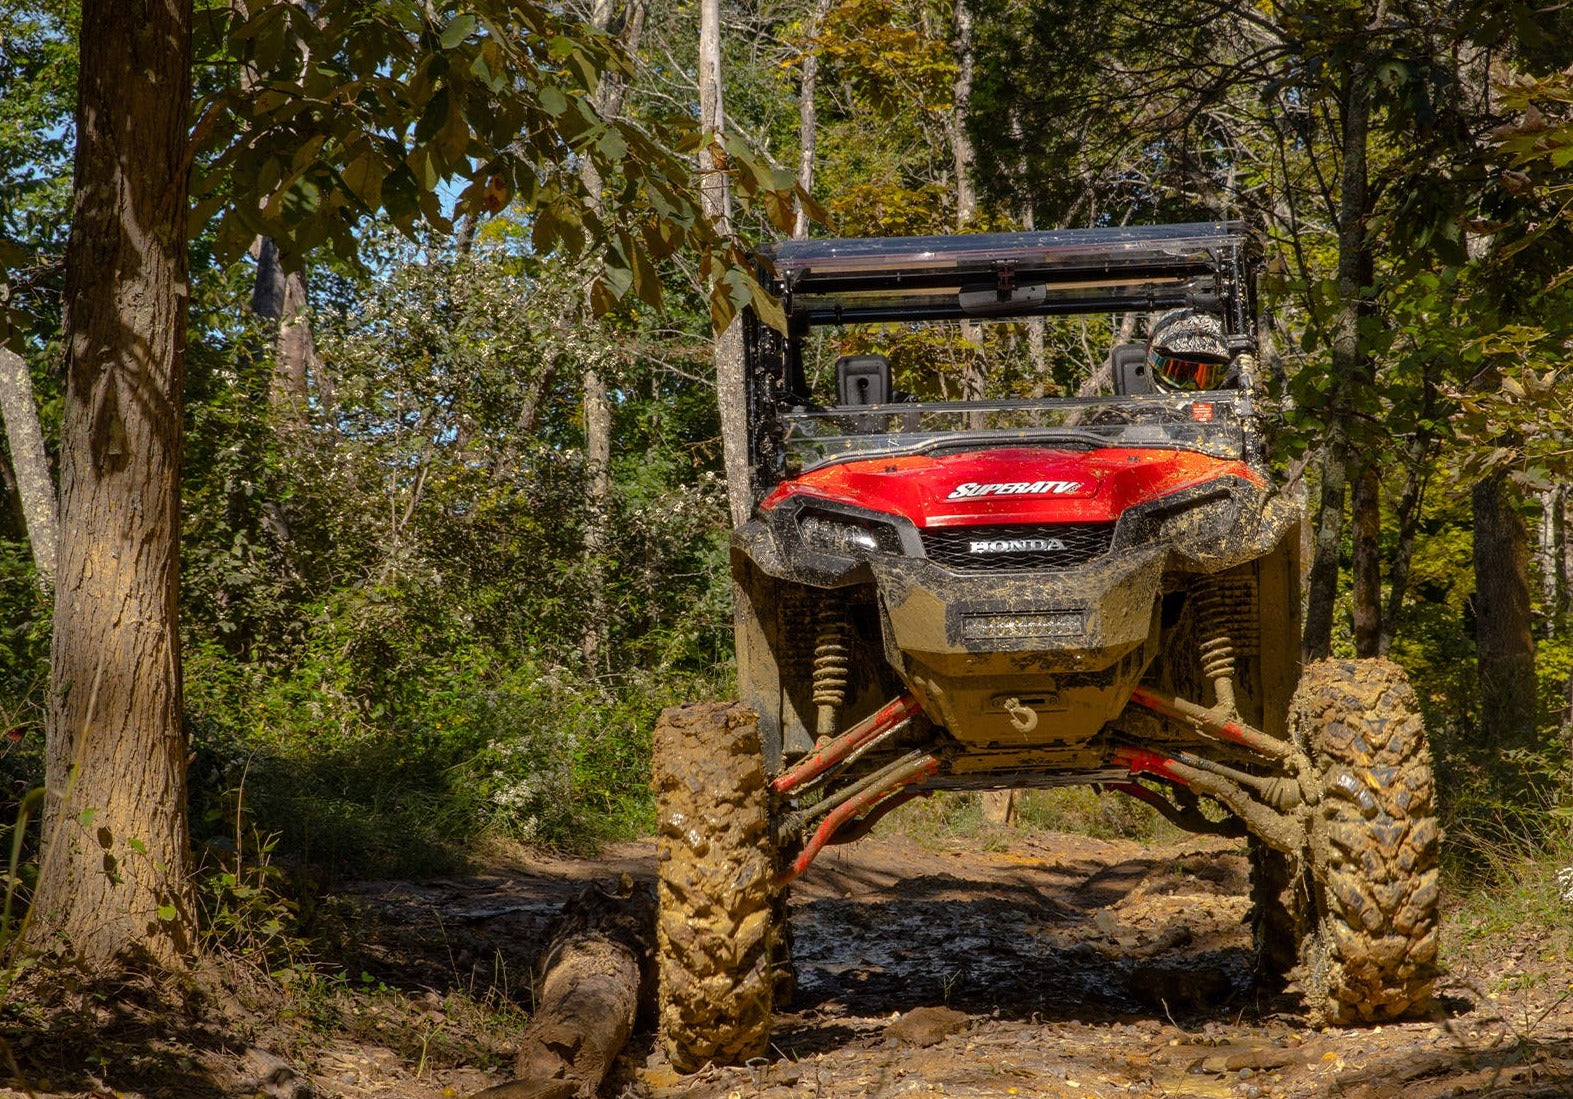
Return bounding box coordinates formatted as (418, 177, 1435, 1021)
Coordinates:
(742, 222, 1256, 494)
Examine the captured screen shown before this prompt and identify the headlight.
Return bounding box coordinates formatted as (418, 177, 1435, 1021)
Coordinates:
(798, 510, 903, 557)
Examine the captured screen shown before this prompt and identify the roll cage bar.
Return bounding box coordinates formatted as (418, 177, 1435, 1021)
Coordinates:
(742, 222, 1256, 492)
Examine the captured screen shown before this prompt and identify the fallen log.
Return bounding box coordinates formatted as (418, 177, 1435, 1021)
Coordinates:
(470, 874, 655, 1099)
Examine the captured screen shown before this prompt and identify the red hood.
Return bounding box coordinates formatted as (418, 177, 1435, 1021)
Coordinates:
(761, 447, 1261, 527)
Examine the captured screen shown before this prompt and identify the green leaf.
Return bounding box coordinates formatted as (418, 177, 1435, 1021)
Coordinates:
(382, 164, 420, 226)
(128, 837, 148, 855)
(156, 904, 177, 922)
(539, 86, 568, 118)
(440, 13, 477, 49)
(596, 127, 627, 162)
(415, 87, 451, 144)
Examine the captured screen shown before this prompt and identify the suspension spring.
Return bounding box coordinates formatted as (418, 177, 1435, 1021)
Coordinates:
(1199, 634, 1235, 683)
(1192, 575, 1258, 715)
(812, 601, 852, 737)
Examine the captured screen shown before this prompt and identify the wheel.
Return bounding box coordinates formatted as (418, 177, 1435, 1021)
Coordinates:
(1290, 658, 1441, 1025)
(653, 702, 777, 1070)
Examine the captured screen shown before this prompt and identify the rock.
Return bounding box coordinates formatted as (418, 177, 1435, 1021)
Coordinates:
(885, 1005, 971, 1048)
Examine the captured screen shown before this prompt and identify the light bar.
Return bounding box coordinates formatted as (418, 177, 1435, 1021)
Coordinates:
(960, 610, 1085, 641)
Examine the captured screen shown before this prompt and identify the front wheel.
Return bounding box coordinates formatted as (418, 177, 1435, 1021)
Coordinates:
(1291, 659, 1441, 1025)
(653, 702, 777, 1070)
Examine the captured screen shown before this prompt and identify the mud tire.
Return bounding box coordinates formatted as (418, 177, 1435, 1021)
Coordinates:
(1290, 658, 1441, 1026)
(653, 702, 776, 1071)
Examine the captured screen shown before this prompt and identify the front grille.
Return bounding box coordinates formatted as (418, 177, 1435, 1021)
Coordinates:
(920, 523, 1115, 572)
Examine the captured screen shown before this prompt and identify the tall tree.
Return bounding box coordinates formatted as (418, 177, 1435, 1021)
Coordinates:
(23, 0, 798, 970)
(699, 0, 751, 527)
(29, 0, 198, 966)
(1473, 471, 1537, 761)
(0, 347, 57, 588)
(793, 0, 833, 240)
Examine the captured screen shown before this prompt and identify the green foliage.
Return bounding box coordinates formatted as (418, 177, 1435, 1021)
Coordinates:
(174, 231, 734, 875)
(890, 788, 1171, 846)
(0, 542, 48, 742)
(195, 0, 802, 331)
(0, 0, 77, 345)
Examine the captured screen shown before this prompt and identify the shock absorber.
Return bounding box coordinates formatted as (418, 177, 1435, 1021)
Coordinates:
(1192, 575, 1258, 720)
(1198, 630, 1236, 715)
(812, 601, 852, 738)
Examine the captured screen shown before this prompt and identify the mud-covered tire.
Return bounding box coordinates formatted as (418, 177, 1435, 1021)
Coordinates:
(653, 702, 776, 1070)
(1290, 659, 1441, 1026)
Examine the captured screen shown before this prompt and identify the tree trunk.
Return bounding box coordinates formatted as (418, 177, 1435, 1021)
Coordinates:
(581, 361, 612, 668)
(1379, 431, 1433, 656)
(794, 0, 833, 240)
(1473, 472, 1538, 760)
(1540, 485, 1568, 636)
(948, 0, 977, 229)
(1351, 457, 1381, 657)
(29, 0, 197, 969)
(251, 237, 315, 409)
(577, 0, 646, 666)
(469, 878, 654, 1099)
(0, 347, 58, 588)
(1303, 64, 1373, 662)
(698, 0, 751, 527)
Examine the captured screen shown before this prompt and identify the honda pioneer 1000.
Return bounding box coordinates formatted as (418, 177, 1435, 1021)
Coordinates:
(652, 222, 1439, 1070)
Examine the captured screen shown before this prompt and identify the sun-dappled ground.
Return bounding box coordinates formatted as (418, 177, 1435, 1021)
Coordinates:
(4, 822, 1573, 1098)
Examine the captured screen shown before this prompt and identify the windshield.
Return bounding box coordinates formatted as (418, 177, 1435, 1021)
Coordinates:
(781, 392, 1248, 474)
(751, 223, 1259, 488)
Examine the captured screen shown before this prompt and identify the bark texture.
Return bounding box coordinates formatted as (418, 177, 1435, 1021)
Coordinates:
(1472, 472, 1537, 759)
(0, 347, 58, 587)
(1351, 459, 1381, 657)
(251, 238, 317, 408)
(30, 0, 198, 968)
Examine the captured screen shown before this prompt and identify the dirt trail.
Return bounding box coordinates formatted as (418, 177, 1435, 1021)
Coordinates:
(329, 829, 1573, 1099)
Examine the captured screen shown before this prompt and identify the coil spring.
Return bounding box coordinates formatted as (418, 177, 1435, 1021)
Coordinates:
(1199, 634, 1234, 682)
(1192, 575, 1260, 674)
(1193, 576, 1259, 655)
(811, 602, 851, 710)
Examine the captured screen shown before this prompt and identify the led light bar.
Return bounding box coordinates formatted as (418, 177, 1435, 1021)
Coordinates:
(960, 610, 1084, 641)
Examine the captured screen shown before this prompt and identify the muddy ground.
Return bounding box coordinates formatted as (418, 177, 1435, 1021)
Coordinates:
(7, 826, 1573, 1098)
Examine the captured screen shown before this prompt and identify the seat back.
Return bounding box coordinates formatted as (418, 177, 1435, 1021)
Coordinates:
(836, 354, 891, 406)
(1111, 342, 1153, 395)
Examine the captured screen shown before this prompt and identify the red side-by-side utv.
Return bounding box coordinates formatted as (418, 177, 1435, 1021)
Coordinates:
(651, 223, 1439, 1070)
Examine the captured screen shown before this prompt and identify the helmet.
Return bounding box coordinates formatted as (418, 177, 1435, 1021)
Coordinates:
(1146, 308, 1229, 391)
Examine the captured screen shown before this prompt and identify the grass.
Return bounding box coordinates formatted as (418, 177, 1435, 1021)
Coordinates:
(887, 786, 1185, 848)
